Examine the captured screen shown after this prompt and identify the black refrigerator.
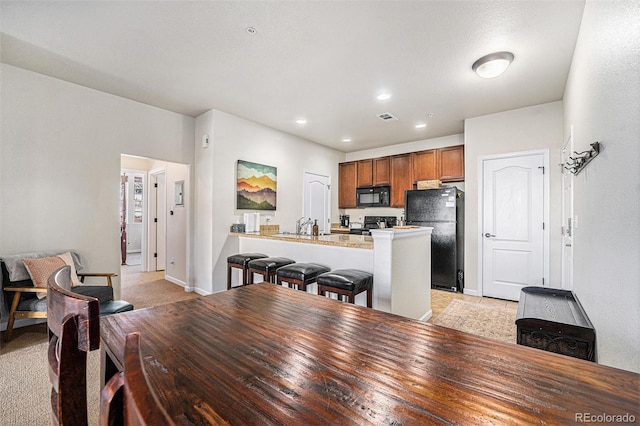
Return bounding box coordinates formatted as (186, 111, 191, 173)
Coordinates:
(405, 187, 464, 292)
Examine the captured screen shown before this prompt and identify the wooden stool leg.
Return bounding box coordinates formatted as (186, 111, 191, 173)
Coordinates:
(367, 286, 373, 308)
(227, 264, 232, 290)
(242, 267, 249, 286)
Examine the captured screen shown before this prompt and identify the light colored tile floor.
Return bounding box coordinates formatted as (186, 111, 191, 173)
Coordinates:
(429, 289, 518, 322)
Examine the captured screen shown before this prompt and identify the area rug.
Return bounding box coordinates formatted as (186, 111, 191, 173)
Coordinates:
(432, 299, 517, 344)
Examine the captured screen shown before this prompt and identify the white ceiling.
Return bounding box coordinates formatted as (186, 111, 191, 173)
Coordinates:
(0, 1, 585, 152)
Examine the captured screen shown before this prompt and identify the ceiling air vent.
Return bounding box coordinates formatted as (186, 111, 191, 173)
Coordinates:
(377, 112, 398, 121)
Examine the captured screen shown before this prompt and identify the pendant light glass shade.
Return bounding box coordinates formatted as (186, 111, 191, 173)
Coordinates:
(472, 52, 514, 78)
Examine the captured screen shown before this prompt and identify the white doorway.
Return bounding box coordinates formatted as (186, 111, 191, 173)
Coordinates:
(148, 169, 166, 271)
(120, 170, 146, 266)
(479, 150, 549, 301)
(303, 172, 331, 235)
(561, 127, 574, 290)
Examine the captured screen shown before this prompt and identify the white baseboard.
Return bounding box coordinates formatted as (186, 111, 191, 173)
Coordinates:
(164, 274, 186, 287)
(463, 288, 480, 297)
(419, 309, 433, 322)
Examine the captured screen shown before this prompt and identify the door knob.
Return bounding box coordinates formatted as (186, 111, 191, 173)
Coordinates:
(484, 233, 495, 238)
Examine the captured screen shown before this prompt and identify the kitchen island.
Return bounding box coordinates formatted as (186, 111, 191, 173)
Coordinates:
(230, 227, 432, 320)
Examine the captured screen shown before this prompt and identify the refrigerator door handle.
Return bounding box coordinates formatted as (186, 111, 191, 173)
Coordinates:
(484, 233, 496, 238)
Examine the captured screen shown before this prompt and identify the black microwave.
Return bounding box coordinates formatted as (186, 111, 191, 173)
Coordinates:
(356, 186, 390, 208)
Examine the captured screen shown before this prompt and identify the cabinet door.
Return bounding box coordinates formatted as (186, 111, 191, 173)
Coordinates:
(338, 162, 358, 208)
(440, 145, 465, 182)
(412, 149, 440, 182)
(390, 154, 412, 208)
(372, 157, 390, 186)
(357, 159, 373, 187)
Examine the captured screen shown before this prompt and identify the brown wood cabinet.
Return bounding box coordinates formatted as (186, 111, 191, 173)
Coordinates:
(412, 149, 440, 183)
(439, 145, 465, 182)
(372, 157, 390, 186)
(390, 154, 412, 208)
(338, 145, 464, 209)
(357, 159, 373, 187)
(338, 162, 357, 208)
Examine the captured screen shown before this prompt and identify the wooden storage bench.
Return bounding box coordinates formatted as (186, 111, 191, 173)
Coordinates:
(516, 287, 595, 361)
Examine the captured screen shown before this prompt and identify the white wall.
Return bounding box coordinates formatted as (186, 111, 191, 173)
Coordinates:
(0, 65, 194, 300)
(464, 102, 564, 293)
(563, 0, 639, 373)
(193, 109, 345, 294)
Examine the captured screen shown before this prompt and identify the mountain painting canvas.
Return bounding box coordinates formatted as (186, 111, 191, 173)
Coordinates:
(237, 160, 277, 210)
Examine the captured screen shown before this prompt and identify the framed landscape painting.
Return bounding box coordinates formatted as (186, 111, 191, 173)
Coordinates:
(237, 160, 277, 210)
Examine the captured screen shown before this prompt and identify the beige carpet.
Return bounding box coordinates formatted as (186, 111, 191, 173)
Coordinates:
(432, 299, 518, 344)
(0, 272, 196, 426)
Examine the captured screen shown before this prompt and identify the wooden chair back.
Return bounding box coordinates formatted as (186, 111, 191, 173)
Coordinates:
(100, 332, 176, 426)
(47, 265, 100, 426)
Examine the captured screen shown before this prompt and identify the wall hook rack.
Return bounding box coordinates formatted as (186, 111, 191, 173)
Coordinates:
(563, 142, 601, 175)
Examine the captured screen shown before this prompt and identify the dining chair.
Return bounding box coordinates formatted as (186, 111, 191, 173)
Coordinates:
(100, 332, 176, 426)
(47, 265, 101, 426)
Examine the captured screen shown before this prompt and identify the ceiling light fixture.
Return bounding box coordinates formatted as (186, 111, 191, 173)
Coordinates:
(342, 138, 352, 143)
(246, 27, 257, 35)
(295, 118, 307, 125)
(415, 123, 427, 129)
(472, 51, 514, 78)
(376, 92, 391, 101)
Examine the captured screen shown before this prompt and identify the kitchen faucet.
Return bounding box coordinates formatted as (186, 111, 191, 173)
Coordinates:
(296, 217, 306, 235)
(296, 217, 313, 235)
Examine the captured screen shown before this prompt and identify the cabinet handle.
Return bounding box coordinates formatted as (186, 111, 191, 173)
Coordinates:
(484, 233, 495, 238)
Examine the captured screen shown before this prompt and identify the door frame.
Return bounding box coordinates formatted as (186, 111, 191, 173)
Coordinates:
(561, 126, 574, 290)
(147, 168, 166, 272)
(477, 149, 550, 298)
(121, 168, 147, 266)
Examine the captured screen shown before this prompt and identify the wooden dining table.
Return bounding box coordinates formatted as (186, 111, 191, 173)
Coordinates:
(100, 283, 639, 425)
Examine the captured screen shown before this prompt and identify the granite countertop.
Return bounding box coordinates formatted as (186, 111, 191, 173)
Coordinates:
(229, 232, 373, 249)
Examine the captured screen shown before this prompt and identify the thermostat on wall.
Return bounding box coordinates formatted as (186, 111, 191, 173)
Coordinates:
(202, 134, 210, 148)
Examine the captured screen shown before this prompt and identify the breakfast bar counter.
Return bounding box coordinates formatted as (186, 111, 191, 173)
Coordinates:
(229, 232, 373, 249)
(230, 227, 433, 320)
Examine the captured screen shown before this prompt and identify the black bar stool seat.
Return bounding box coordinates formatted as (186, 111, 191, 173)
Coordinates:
(227, 253, 268, 289)
(317, 269, 373, 307)
(247, 257, 295, 284)
(276, 263, 331, 292)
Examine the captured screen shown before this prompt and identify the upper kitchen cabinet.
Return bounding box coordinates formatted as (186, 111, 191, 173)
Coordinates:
(372, 157, 391, 186)
(339, 161, 358, 208)
(357, 159, 373, 187)
(390, 154, 412, 208)
(411, 149, 440, 183)
(439, 145, 465, 182)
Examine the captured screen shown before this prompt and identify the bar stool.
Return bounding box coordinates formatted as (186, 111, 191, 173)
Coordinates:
(276, 263, 331, 292)
(247, 257, 295, 284)
(317, 269, 373, 308)
(227, 253, 268, 290)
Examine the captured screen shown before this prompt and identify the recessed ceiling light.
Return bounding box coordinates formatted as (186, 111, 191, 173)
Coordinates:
(415, 123, 427, 129)
(342, 138, 352, 143)
(246, 27, 257, 35)
(376, 92, 392, 101)
(296, 118, 307, 125)
(472, 51, 514, 78)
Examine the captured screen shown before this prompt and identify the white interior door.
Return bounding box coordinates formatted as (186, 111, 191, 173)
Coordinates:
(303, 172, 331, 235)
(482, 153, 545, 300)
(149, 170, 166, 271)
(561, 128, 574, 290)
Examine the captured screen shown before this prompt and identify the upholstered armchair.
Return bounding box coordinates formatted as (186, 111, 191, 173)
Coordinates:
(0, 250, 119, 341)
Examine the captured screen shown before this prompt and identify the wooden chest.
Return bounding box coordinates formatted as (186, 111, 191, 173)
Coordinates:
(516, 287, 596, 361)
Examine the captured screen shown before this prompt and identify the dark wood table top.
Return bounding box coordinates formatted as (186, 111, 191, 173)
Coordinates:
(100, 283, 640, 425)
